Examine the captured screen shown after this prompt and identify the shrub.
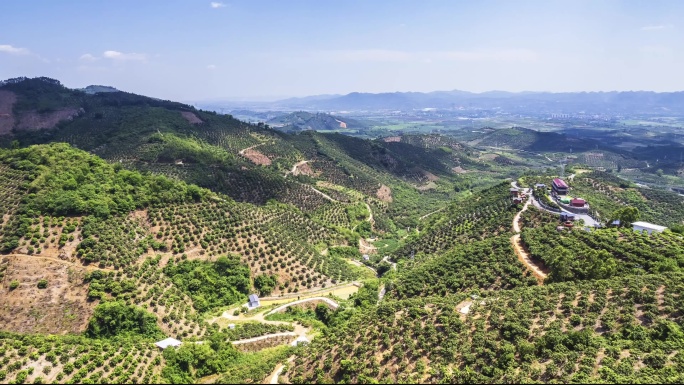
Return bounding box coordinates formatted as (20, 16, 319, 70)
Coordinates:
(86, 301, 163, 339)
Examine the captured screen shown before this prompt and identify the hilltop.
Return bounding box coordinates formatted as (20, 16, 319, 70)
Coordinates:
(267, 111, 368, 132)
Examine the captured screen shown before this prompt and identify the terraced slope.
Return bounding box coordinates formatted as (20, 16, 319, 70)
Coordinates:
(0, 144, 359, 336)
(393, 182, 518, 259)
(287, 273, 684, 384)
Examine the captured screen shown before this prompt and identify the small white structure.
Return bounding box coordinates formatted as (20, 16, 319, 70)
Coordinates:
(248, 294, 260, 309)
(227, 323, 236, 330)
(632, 221, 668, 235)
(291, 335, 310, 347)
(362, 254, 370, 261)
(155, 337, 182, 350)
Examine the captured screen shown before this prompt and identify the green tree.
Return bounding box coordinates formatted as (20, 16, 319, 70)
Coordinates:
(315, 303, 331, 324)
(254, 274, 277, 296)
(86, 301, 163, 339)
(611, 206, 640, 227)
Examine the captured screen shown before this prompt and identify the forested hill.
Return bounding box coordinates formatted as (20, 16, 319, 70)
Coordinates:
(0, 76, 522, 233)
(267, 111, 367, 132)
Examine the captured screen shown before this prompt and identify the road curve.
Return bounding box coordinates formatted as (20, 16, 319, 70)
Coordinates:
(265, 297, 339, 316)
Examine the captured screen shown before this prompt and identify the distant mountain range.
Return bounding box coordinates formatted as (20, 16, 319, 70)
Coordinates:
(210, 90, 684, 115)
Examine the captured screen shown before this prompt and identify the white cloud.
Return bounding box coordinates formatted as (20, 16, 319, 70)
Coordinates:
(210, 2, 226, 8)
(641, 24, 673, 31)
(0, 44, 30, 55)
(79, 53, 98, 62)
(207, 64, 217, 70)
(102, 50, 148, 62)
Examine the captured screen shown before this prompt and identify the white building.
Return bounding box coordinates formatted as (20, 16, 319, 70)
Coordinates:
(291, 335, 310, 346)
(155, 337, 182, 350)
(632, 221, 668, 235)
(247, 294, 260, 309)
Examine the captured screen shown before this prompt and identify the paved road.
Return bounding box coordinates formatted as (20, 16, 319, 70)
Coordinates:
(531, 195, 600, 228)
(514, 179, 600, 228)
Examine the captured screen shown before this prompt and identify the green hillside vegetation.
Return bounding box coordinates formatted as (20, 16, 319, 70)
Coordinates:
(522, 223, 684, 282)
(288, 273, 684, 384)
(163, 256, 251, 313)
(394, 182, 517, 258)
(570, 171, 684, 227)
(4, 77, 684, 384)
(0, 78, 520, 237)
(473, 126, 601, 153)
(0, 143, 358, 289)
(389, 236, 535, 299)
(86, 301, 164, 339)
(0, 331, 165, 384)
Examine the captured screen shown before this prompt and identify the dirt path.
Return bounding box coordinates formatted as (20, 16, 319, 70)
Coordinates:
(359, 238, 377, 255)
(4, 254, 116, 272)
(510, 195, 548, 283)
(347, 258, 378, 276)
(214, 308, 311, 343)
(264, 356, 295, 384)
(511, 196, 531, 233)
(265, 297, 339, 316)
(259, 281, 359, 303)
(238, 143, 264, 156)
(309, 186, 337, 202)
(419, 206, 446, 221)
(365, 203, 374, 227)
(285, 160, 310, 177)
(381, 255, 397, 271)
(231, 332, 297, 346)
(511, 234, 547, 283)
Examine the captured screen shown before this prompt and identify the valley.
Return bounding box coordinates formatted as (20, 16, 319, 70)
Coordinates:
(0, 77, 683, 384)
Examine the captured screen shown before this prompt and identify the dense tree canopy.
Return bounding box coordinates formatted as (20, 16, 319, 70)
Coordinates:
(163, 255, 251, 312)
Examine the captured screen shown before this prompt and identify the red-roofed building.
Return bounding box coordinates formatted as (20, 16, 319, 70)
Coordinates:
(552, 178, 569, 195)
(571, 198, 586, 207)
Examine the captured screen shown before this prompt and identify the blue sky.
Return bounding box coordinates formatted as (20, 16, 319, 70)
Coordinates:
(1, 0, 682, 101)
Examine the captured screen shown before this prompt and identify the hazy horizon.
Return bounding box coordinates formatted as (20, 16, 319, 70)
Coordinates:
(2, 0, 683, 101)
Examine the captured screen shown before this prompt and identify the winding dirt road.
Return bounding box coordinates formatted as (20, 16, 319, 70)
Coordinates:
(238, 143, 264, 156)
(510, 193, 548, 283)
(285, 160, 310, 177)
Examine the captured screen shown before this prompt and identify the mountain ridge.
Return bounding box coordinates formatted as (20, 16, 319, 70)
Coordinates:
(211, 89, 684, 114)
